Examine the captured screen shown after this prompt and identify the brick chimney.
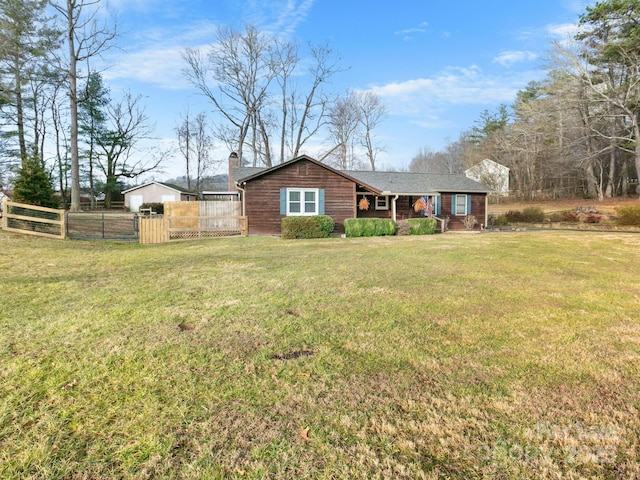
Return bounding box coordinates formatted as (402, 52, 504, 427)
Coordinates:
(228, 152, 239, 191)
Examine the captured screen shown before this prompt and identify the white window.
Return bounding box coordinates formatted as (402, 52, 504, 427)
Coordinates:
(455, 194, 468, 215)
(287, 188, 318, 216)
(375, 196, 389, 210)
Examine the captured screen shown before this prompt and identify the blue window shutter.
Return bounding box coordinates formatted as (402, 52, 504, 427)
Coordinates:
(451, 195, 457, 214)
(319, 189, 325, 214)
(280, 188, 286, 215)
(466, 195, 472, 214)
(434, 196, 440, 215)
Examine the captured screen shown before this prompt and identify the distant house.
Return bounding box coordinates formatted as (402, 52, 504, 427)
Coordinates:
(122, 182, 198, 212)
(465, 159, 510, 196)
(230, 154, 491, 235)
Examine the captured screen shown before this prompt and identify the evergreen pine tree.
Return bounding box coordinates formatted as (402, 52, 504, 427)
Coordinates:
(12, 157, 59, 208)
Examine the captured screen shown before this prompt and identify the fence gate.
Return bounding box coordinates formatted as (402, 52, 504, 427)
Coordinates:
(66, 212, 139, 241)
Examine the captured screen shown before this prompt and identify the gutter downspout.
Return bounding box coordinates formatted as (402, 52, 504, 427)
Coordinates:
(391, 195, 399, 223)
(484, 194, 488, 230)
(236, 183, 246, 216)
(236, 182, 247, 236)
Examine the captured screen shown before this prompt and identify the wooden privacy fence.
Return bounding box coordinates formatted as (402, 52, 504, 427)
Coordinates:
(1, 199, 66, 239)
(139, 200, 247, 244)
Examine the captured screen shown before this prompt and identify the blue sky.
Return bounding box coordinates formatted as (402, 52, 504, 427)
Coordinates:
(99, 0, 592, 178)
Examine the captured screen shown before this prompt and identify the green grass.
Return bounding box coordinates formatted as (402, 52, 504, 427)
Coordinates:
(1, 230, 639, 479)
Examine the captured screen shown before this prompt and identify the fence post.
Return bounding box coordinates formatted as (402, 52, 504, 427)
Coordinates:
(1, 198, 7, 230)
(62, 210, 68, 239)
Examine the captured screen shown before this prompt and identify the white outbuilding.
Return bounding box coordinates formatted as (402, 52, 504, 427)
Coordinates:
(465, 159, 510, 196)
(122, 182, 197, 212)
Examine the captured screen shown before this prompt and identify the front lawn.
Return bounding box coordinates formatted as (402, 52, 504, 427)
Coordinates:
(1, 231, 639, 479)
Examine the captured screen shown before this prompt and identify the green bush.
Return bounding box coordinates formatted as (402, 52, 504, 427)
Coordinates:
(405, 218, 437, 235)
(344, 218, 396, 237)
(139, 203, 164, 214)
(521, 207, 545, 223)
(504, 210, 524, 223)
(314, 215, 335, 237)
(616, 205, 640, 226)
(281, 215, 334, 239)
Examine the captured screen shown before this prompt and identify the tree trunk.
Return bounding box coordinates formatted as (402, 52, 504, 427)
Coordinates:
(605, 149, 615, 197)
(67, 0, 81, 211)
(14, 58, 28, 165)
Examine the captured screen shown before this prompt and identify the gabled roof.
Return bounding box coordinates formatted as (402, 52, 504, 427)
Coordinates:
(122, 181, 196, 195)
(234, 155, 382, 194)
(234, 155, 491, 195)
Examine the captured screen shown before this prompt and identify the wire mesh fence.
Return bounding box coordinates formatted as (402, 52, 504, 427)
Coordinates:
(66, 212, 139, 241)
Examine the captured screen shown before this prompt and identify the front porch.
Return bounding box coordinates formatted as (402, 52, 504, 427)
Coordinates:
(355, 191, 488, 232)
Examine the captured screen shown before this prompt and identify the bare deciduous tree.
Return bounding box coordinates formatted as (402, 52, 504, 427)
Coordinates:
(177, 111, 216, 193)
(356, 91, 386, 171)
(94, 93, 161, 208)
(50, 0, 117, 211)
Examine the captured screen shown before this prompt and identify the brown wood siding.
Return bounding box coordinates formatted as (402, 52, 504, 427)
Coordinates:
(441, 193, 487, 230)
(243, 159, 355, 235)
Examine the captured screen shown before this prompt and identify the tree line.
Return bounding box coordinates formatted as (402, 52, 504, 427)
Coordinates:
(4, 0, 638, 210)
(409, 0, 640, 201)
(0, 3, 388, 210)
(0, 0, 165, 210)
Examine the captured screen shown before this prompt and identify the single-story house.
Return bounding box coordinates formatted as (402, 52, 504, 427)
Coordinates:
(231, 154, 491, 235)
(122, 182, 198, 212)
(465, 158, 510, 196)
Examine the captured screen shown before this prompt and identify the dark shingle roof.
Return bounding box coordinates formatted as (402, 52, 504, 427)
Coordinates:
(342, 170, 491, 194)
(233, 163, 490, 195)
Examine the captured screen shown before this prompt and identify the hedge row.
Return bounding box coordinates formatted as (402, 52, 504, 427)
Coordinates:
(344, 218, 396, 237)
(281, 215, 335, 239)
(404, 218, 437, 235)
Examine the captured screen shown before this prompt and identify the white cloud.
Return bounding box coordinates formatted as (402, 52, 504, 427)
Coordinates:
(370, 65, 521, 107)
(394, 21, 429, 40)
(103, 45, 192, 90)
(243, 0, 316, 37)
(493, 50, 538, 67)
(102, 20, 218, 90)
(364, 65, 536, 131)
(547, 22, 581, 40)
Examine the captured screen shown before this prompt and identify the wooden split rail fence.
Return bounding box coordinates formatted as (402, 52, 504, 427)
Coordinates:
(1, 199, 66, 239)
(1, 199, 246, 244)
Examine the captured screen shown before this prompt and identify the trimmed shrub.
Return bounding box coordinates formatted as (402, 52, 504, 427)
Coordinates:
(139, 202, 164, 214)
(314, 215, 335, 237)
(281, 215, 334, 239)
(344, 218, 396, 237)
(616, 205, 640, 226)
(405, 218, 437, 235)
